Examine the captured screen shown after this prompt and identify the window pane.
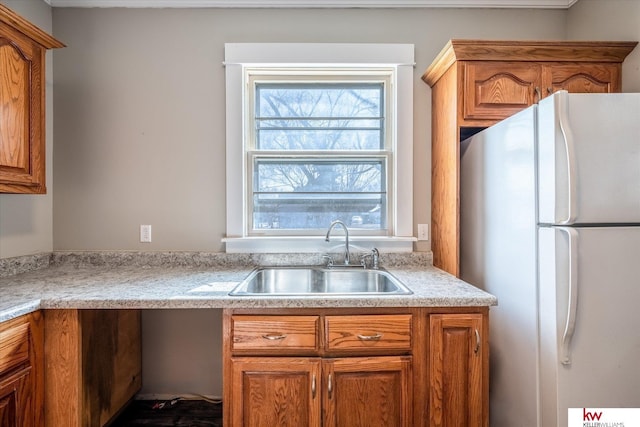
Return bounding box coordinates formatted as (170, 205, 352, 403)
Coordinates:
(255, 83, 384, 150)
(253, 159, 386, 230)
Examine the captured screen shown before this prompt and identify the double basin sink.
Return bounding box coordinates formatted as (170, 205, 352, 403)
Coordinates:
(229, 266, 412, 296)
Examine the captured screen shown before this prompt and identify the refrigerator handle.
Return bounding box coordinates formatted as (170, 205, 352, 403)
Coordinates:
(559, 227, 579, 365)
(556, 92, 578, 225)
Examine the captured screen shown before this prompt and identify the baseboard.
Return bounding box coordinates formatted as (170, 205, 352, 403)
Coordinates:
(134, 393, 223, 403)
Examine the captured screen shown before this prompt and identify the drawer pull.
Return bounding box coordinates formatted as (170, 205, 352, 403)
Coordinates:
(262, 333, 287, 341)
(357, 333, 382, 341)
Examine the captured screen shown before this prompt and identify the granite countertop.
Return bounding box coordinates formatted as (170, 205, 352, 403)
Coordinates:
(0, 251, 497, 323)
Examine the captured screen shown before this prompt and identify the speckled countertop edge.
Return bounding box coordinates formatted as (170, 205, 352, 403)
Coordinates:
(0, 251, 497, 323)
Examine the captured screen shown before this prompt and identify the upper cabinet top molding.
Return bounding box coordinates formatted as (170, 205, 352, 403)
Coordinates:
(45, 0, 580, 8)
(423, 39, 638, 86)
(0, 5, 64, 48)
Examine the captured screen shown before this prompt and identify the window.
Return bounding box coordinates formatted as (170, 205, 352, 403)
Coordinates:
(224, 44, 415, 253)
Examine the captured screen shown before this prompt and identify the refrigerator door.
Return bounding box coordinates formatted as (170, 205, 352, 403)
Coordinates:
(537, 92, 640, 225)
(538, 226, 640, 427)
(460, 106, 539, 427)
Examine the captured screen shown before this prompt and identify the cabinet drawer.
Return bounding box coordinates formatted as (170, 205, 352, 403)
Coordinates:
(231, 315, 319, 353)
(325, 314, 412, 353)
(0, 323, 30, 373)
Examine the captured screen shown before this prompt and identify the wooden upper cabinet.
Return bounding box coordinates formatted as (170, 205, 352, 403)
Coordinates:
(0, 4, 64, 194)
(463, 61, 541, 121)
(422, 39, 637, 276)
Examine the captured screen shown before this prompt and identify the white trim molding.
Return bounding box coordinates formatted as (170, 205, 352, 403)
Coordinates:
(48, 0, 580, 8)
(223, 43, 415, 253)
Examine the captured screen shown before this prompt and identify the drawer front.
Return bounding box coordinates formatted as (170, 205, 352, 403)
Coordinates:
(0, 323, 30, 373)
(231, 315, 319, 353)
(325, 314, 412, 353)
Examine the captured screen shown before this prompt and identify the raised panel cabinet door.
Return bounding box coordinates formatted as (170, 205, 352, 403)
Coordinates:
(0, 4, 64, 194)
(429, 314, 484, 427)
(0, 26, 43, 192)
(543, 63, 620, 96)
(0, 367, 31, 427)
(323, 356, 412, 427)
(463, 62, 541, 121)
(229, 357, 321, 427)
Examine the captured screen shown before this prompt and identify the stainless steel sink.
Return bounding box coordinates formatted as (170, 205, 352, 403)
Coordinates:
(229, 266, 412, 296)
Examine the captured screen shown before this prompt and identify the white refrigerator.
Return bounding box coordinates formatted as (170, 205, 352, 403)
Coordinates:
(459, 91, 640, 427)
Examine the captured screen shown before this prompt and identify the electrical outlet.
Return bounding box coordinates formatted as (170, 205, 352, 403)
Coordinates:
(417, 224, 428, 241)
(140, 225, 152, 243)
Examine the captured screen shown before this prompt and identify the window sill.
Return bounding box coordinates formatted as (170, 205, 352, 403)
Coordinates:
(222, 236, 416, 253)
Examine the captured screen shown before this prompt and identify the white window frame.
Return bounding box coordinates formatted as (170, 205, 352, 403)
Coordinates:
(223, 43, 415, 253)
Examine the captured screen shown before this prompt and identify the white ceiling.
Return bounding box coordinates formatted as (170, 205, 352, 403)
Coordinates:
(45, 0, 581, 8)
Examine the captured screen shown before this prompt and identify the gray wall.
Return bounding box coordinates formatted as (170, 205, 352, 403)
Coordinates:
(0, 0, 54, 258)
(50, 7, 566, 254)
(567, 0, 640, 92)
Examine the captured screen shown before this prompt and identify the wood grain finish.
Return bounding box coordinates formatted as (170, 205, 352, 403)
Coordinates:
(325, 314, 412, 353)
(0, 367, 31, 427)
(230, 357, 321, 427)
(44, 309, 142, 427)
(423, 39, 637, 276)
(428, 313, 485, 427)
(0, 311, 43, 427)
(224, 307, 487, 427)
(0, 4, 64, 194)
(231, 315, 319, 354)
(323, 356, 412, 427)
(0, 324, 29, 374)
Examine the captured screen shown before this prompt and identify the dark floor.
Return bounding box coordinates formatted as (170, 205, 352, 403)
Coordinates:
(111, 399, 223, 427)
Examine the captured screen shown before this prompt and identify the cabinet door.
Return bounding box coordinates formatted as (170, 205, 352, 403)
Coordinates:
(463, 62, 541, 121)
(230, 357, 321, 427)
(0, 26, 46, 193)
(0, 367, 31, 427)
(429, 314, 485, 427)
(544, 63, 620, 96)
(323, 356, 412, 427)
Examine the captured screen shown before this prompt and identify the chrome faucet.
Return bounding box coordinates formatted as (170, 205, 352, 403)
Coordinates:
(325, 220, 350, 265)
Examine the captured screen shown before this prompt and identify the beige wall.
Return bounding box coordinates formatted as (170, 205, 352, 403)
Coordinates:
(567, 0, 640, 91)
(0, 0, 54, 258)
(50, 6, 566, 253)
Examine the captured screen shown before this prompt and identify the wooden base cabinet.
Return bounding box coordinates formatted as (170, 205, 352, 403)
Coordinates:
(428, 313, 487, 427)
(229, 356, 411, 427)
(224, 309, 415, 427)
(224, 307, 488, 427)
(0, 312, 43, 427)
(323, 356, 412, 427)
(44, 309, 142, 427)
(230, 357, 321, 427)
(422, 39, 637, 276)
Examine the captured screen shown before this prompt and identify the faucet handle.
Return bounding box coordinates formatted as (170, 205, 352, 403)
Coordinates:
(360, 248, 380, 269)
(371, 248, 380, 269)
(322, 254, 334, 267)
